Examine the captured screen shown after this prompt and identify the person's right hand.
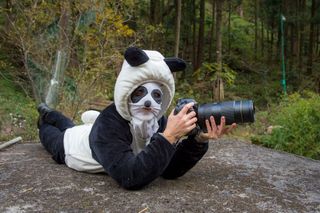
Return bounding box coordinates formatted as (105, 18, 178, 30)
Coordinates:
(163, 102, 197, 144)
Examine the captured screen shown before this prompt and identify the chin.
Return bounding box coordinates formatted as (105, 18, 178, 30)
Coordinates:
(135, 112, 155, 121)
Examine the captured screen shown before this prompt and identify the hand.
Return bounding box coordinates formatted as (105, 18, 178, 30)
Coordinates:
(163, 102, 197, 144)
(197, 116, 236, 142)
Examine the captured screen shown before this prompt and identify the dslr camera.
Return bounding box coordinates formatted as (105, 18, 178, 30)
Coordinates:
(174, 98, 255, 133)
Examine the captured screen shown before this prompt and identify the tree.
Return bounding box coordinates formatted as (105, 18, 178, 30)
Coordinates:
(150, 0, 162, 24)
(174, 0, 181, 57)
(2, 1, 135, 116)
(307, 0, 317, 75)
(194, 0, 205, 71)
(208, 0, 216, 62)
(213, 0, 224, 101)
(254, 0, 258, 59)
(192, 0, 197, 70)
(228, 0, 232, 55)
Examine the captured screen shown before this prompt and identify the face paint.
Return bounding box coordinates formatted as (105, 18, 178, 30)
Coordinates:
(129, 82, 163, 121)
(131, 86, 148, 103)
(151, 89, 162, 104)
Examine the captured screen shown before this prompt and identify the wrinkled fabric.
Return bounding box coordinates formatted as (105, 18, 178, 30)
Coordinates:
(89, 104, 209, 189)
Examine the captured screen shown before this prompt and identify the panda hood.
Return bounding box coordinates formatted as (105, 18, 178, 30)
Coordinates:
(114, 47, 186, 121)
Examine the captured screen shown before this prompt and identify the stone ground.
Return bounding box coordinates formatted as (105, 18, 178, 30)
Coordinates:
(0, 139, 319, 213)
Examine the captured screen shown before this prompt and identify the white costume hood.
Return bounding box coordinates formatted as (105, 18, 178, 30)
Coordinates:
(114, 47, 186, 121)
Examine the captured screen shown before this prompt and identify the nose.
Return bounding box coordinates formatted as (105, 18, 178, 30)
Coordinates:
(144, 100, 151, 108)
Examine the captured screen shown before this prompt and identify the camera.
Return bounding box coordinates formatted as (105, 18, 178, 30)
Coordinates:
(174, 98, 255, 133)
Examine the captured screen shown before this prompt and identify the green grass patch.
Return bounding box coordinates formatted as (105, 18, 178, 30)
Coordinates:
(0, 77, 38, 141)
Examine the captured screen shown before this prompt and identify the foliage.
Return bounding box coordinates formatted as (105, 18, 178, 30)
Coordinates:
(2, 0, 136, 119)
(180, 62, 237, 103)
(223, 15, 255, 60)
(194, 62, 237, 86)
(0, 76, 37, 141)
(61, 1, 134, 116)
(253, 92, 320, 160)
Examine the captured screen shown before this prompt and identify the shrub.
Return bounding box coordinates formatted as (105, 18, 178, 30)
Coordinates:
(259, 92, 320, 160)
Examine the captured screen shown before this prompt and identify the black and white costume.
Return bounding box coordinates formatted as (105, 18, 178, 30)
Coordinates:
(38, 47, 208, 189)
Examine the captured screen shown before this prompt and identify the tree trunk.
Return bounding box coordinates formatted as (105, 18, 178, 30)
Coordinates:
(261, 16, 265, 58)
(269, 18, 275, 62)
(237, 3, 244, 17)
(289, 23, 294, 74)
(228, 0, 231, 55)
(316, 25, 320, 57)
(150, 0, 161, 24)
(174, 0, 182, 57)
(195, 0, 205, 71)
(254, 0, 258, 60)
(213, 0, 224, 101)
(208, 0, 216, 62)
(192, 0, 197, 71)
(59, 2, 70, 50)
(306, 0, 316, 75)
(182, 0, 192, 61)
(298, 0, 306, 75)
(4, 0, 12, 30)
(290, 0, 299, 71)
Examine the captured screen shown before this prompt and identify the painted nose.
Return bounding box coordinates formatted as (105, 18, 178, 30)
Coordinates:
(144, 100, 151, 108)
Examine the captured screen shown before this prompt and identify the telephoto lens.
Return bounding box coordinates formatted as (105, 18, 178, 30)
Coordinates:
(197, 100, 255, 132)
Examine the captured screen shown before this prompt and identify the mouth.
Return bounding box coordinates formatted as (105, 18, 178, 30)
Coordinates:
(142, 107, 152, 111)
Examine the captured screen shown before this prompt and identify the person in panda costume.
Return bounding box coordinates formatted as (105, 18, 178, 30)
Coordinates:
(37, 47, 236, 189)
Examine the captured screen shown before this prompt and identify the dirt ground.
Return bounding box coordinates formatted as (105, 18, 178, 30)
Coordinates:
(0, 139, 319, 213)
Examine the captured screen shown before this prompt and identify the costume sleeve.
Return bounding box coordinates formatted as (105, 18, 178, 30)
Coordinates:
(161, 135, 209, 179)
(157, 116, 209, 179)
(89, 105, 176, 190)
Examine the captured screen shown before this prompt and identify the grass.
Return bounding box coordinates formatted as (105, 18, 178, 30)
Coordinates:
(0, 76, 38, 142)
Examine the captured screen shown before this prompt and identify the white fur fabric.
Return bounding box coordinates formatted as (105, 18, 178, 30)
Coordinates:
(128, 82, 162, 154)
(81, 110, 100, 124)
(114, 50, 175, 121)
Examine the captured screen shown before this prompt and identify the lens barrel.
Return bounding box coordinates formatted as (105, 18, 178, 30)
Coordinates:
(197, 100, 254, 131)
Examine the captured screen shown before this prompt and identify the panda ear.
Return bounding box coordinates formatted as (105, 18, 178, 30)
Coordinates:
(124, 47, 149, 66)
(164, 58, 186, 72)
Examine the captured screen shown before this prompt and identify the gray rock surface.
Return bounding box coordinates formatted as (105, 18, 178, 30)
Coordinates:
(0, 139, 319, 213)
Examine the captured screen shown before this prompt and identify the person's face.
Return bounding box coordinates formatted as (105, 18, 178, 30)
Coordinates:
(129, 82, 163, 121)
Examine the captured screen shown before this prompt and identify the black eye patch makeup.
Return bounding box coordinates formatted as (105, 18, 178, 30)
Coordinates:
(131, 86, 148, 103)
(151, 89, 162, 104)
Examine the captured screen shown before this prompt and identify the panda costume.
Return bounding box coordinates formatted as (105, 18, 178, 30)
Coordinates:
(38, 47, 208, 189)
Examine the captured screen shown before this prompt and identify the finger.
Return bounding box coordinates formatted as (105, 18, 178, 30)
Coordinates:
(168, 109, 175, 118)
(205, 119, 212, 133)
(185, 123, 197, 132)
(226, 123, 237, 134)
(179, 102, 195, 115)
(186, 110, 197, 119)
(221, 123, 237, 135)
(218, 116, 226, 135)
(210, 116, 217, 131)
(186, 117, 197, 126)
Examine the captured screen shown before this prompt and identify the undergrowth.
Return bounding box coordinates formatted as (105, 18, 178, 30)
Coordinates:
(251, 92, 320, 160)
(0, 77, 38, 141)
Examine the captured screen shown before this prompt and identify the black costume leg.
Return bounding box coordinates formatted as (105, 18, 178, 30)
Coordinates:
(39, 110, 75, 164)
(39, 124, 66, 164)
(44, 110, 75, 131)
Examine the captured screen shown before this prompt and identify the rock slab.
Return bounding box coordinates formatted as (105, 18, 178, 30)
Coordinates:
(0, 139, 319, 212)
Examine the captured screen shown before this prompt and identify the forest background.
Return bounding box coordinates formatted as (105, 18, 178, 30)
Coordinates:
(0, 0, 319, 159)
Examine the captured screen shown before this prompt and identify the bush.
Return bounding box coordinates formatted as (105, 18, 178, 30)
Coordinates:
(258, 92, 320, 160)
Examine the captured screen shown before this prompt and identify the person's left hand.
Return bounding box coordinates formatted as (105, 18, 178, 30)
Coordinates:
(196, 116, 236, 142)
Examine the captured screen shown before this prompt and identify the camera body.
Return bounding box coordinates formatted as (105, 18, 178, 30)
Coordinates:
(174, 98, 255, 134)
